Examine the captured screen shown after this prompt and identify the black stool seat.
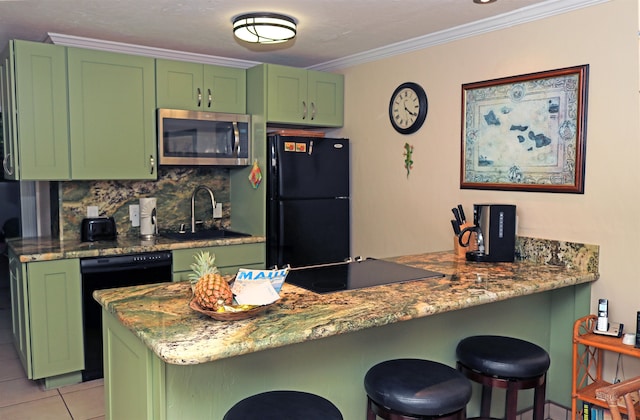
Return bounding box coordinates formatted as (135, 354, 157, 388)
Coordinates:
(223, 390, 343, 420)
(365, 359, 472, 418)
(456, 336, 550, 420)
(456, 335, 550, 379)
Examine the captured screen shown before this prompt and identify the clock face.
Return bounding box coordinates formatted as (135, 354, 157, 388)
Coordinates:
(389, 82, 428, 134)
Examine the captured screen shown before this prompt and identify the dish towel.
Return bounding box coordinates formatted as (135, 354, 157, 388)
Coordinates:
(248, 159, 262, 189)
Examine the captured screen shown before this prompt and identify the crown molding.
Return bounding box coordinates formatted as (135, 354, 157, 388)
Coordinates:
(309, 0, 610, 71)
(47, 0, 609, 72)
(46, 32, 261, 69)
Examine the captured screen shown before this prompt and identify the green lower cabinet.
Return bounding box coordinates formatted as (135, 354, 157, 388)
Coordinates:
(172, 243, 265, 281)
(103, 310, 164, 420)
(8, 253, 84, 381)
(8, 249, 31, 375)
(27, 258, 84, 380)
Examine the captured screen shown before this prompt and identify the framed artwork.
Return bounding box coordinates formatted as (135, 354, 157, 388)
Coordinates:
(460, 65, 589, 193)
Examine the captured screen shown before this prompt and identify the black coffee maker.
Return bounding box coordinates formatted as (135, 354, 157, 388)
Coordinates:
(459, 204, 516, 262)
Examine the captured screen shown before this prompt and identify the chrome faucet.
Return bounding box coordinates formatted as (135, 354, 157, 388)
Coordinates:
(191, 185, 216, 233)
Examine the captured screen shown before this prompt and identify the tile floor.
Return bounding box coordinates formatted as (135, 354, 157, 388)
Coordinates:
(0, 253, 105, 420)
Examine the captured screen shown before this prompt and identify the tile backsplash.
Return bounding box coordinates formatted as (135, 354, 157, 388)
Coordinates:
(58, 167, 231, 240)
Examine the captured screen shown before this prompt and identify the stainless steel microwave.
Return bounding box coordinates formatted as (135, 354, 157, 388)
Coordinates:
(158, 109, 251, 166)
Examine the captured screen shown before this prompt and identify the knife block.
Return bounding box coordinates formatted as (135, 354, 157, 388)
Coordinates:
(454, 223, 478, 258)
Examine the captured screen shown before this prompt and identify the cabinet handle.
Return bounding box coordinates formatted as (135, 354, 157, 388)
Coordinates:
(149, 155, 155, 175)
(311, 102, 316, 120)
(197, 88, 202, 107)
(302, 101, 307, 120)
(207, 89, 212, 108)
(3, 152, 13, 176)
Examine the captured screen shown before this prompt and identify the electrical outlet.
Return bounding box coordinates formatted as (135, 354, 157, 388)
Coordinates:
(87, 206, 99, 218)
(129, 204, 140, 227)
(214, 203, 223, 219)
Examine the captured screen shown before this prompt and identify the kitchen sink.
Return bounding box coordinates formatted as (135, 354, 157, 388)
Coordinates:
(161, 228, 252, 241)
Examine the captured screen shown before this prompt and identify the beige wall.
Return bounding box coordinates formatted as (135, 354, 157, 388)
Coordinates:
(339, 0, 640, 344)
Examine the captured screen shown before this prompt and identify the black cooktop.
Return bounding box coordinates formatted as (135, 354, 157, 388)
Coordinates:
(285, 258, 444, 294)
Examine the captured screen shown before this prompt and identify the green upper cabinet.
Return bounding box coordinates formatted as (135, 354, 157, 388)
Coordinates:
(68, 48, 157, 180)
(262, 64, 344, 127)
(156, 59, 246, 114)
(1, 40, 70, 180)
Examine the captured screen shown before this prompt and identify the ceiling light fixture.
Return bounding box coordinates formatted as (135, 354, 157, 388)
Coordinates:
(233, 13, 297, 44)
(473, 0, 497, 3)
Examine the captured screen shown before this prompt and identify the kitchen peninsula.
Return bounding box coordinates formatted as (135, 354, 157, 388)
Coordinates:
(95, 237, 598, 420)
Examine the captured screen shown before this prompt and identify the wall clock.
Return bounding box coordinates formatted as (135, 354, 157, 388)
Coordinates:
(389, 82, 428, 134)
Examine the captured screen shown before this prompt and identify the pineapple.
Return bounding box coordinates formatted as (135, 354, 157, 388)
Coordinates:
(189, 252, 233, 311)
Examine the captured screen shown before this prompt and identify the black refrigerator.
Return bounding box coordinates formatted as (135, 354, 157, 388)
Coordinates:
(266, 135, 350, 268)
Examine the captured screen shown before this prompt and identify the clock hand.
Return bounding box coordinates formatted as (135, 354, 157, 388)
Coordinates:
(404, 105, 418, 117)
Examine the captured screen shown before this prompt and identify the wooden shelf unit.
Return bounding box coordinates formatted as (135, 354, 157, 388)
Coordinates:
(572, 315, 640, 419)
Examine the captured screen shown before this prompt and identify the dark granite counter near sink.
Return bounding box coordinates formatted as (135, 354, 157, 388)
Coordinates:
(7, 234, 265, 263)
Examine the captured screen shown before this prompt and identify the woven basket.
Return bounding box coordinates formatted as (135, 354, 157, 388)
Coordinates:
(189, 298, 277, 321)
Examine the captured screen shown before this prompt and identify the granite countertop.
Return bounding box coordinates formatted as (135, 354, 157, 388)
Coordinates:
(93, 238, 599, 366)
(7, 234, 266, 263)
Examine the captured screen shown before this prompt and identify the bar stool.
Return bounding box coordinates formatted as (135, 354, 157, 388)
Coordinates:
(456, 335, 550, 420)
(223, 390, 343, 420)
(365, 358, 472, 419)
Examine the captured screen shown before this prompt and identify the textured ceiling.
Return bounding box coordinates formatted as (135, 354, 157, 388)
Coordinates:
(0, 0, 599, 68)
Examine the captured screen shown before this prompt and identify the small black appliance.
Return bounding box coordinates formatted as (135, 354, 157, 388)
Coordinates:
(460, 204, 516, 262)
(81, 217, 117, 242)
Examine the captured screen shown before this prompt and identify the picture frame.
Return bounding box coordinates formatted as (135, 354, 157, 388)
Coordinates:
(460, 65, 589, 193)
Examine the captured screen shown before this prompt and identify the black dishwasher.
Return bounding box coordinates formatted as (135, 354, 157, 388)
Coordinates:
(80, 251, 172, 381)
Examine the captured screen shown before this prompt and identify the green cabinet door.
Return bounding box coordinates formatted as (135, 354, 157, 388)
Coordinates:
(157, 59, 246, 113)
(68, 48, 156, 180)
(27, 258, 83, 379)
(202, 64, 246, 114)
(1, 45, 18, 179)
(1, 40, 70, 180)
(172, 243, 265, 281)
(263, 64, 344, 127)
(307, 69, 344, 127)
(8, 249, 31, 377)
(156, 59, 203, 110)
(265, 64, 307, 124)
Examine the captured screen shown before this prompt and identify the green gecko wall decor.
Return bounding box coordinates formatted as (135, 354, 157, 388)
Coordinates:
(403, 143, 414, 178)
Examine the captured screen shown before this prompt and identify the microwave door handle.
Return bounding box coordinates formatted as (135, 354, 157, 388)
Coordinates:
(232, 122, 240, 158)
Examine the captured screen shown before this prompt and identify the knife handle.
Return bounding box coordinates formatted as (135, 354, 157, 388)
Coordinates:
(452, 208, 462, 225)
(451, 220, 461, 235)
(457, 205, 466, 223)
